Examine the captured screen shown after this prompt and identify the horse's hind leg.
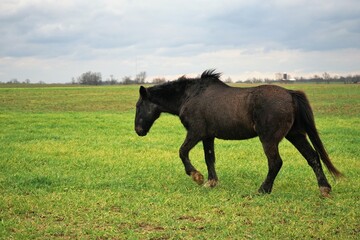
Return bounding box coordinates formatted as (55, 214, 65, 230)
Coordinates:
(258, 141, 283, 194)
(203, 137, 218, 187)
(286, 133, 332, 197)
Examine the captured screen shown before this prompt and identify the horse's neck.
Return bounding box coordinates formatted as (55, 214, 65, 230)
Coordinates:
(151, 91, 186, 116)
(156, 96, 183, 115)
(150, 82, 191, 115)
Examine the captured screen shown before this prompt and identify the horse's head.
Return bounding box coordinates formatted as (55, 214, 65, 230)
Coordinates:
(135, 86, 161, 136)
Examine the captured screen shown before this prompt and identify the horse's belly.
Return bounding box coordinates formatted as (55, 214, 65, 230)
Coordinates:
(213, 122, 257, 140)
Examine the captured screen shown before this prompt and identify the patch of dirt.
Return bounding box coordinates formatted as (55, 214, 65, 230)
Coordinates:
(137, 222, 165, 232)
(177, 215, 204, 222)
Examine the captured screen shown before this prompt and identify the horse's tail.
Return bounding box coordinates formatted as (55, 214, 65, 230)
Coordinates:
(290, 90, 342, 178)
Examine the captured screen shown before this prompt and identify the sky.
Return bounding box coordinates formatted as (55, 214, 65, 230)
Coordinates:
(0, 0, 359, 83)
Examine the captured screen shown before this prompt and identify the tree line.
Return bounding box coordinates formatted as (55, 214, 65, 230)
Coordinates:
(242, 73, 360, 84)
(2, 71, 359, 85)
(72, 71, 148, 85)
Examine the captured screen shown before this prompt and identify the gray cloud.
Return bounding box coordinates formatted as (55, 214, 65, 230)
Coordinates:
(2, 0, 359, 56)
(207, 1, 360, 51)
(0, 0, 359, 82)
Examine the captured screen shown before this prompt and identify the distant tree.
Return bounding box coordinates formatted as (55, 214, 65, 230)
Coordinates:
(352, 75, 360, 83)
(252, 77, 263, 83)
(135, 71, 146, 84)
(152, 77, 166, 84)
(275, 73, 283, 81)
(243, 77, 263, 83)
(313, 74, 322, 84)
(110, 75, 117, 83)
(77, 71, 102, 85)
(71, 77, 77, 84)
(323, 72, 331, 84)
(244, 79, 252, 83)
(104, 75, 118, 85)
(224, 77, 232, 83)
(7, 78, 19, 84)
(322, 72, 330, 79)
(264, 78, 272, 83)
(122, 76, 134, 85)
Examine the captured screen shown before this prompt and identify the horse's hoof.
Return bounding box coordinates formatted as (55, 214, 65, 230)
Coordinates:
(258, 185, 272, 194)
(191, 171, 204, 185)
(204, 179, 218, 188)
(319, 187, 332, 198)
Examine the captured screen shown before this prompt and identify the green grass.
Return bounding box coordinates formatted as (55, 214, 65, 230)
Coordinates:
(0, 84, 359, 239)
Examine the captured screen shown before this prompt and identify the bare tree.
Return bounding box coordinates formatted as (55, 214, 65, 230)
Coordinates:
(7, 78, 19, 84)
(224, 77, 232, 83)
(106, 75, 118, 85)
(122, 76, 133, 85)
(135, 71, 146, 84)
(152, 77, 166, 84)
(323, 72, 331, 84)
(77, 71, 102, 85)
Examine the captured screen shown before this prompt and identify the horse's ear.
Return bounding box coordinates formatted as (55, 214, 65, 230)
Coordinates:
(139, 86, 148, 99)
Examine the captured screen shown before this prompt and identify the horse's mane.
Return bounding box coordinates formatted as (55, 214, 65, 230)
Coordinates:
(148, 69, 224, 100)
(200, 69, 222, 80)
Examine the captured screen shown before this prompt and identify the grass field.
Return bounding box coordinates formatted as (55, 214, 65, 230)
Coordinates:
(0, 83, 359, 239)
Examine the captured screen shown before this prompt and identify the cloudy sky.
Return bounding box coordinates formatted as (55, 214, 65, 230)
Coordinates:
(0, 0, 359, 83)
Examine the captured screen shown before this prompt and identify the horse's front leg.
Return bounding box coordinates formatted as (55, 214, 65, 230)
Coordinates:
(179, 133, 204, 185)
(203, 138, 218, 188)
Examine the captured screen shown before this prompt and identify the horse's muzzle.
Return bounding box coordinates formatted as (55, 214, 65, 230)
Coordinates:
(135, 126, 147, 136)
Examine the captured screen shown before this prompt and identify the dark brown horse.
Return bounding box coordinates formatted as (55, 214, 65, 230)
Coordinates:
(135, 70, 341, 197)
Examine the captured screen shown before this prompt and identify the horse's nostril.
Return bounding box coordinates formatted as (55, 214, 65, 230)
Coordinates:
(135, 126, 141, 133)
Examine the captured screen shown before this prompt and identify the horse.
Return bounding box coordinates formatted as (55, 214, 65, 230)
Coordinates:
(134, 70, 342, 197)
